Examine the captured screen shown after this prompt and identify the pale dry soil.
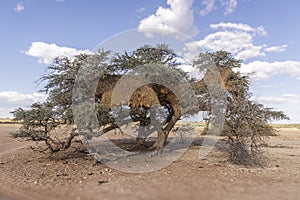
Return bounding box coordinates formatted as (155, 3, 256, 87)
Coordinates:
(0, 124, 299, 200)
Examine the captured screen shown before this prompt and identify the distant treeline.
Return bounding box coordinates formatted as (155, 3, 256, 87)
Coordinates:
(271, 124, 300, 129)
(0, 119, 20, 124)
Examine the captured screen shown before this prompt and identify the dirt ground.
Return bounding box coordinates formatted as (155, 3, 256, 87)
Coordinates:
(0, 124, 299, 200)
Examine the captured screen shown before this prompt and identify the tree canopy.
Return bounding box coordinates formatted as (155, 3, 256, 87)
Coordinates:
(12, 45, 289, 165)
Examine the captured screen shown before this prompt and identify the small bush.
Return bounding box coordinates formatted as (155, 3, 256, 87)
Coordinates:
(223, 98, 288, 166)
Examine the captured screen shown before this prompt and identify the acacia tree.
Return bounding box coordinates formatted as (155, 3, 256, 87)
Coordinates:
(12, 45, 191, 152)
(91, 44, 197, 150)
(11, 101, 77, 153)
(12, 46, 288, 165)
(193, 51, 289, 165)
(11, 54, 91, 153)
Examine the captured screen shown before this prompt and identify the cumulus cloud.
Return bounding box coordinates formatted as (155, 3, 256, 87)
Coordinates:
(182, 22, 298, 82)
(0, 91, 46, 103)
(0, 91, 47, 118)
(138, 0, 198, 39)
(24, 42, 93, 64)
(236, 45, 264, 61)
(254, 94, 300, 123)
(264, 45, 288, 53)
(210, 22, 266, 36)
(240, 61, 300, 81)
(200, 0, 238, 16)
(210, 22, 254, 32)
(184, 22, 266, 61)
(14, 2, 24, 12)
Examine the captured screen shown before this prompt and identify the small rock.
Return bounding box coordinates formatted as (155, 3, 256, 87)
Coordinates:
(198, 166, 204, 169)
(87, 172, 94, 176)
(0, 162, 5, 165)
(56, 173, 68, 177)
(98, 180, 108, 185)
(275, 164, 280, 168)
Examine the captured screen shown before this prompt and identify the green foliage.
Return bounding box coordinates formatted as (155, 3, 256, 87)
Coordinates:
(11, 102, 77, 153)
(12, 46, 289, 165)
(10, 52, 108, 153)
(12, 45, 186, 153)
(109, 44, 179, 74)
(193, 51, 289, 166)
(224, 98, 289, 166)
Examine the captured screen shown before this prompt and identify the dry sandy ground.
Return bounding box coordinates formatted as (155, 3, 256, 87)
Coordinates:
(0, 124, 299, 200)
(0, 124, 32, 156)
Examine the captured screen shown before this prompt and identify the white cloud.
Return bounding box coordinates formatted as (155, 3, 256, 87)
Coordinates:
(200, 0, 216, 16)
(236, 45, 264, 60)
(221, 0, 238, 15)
(195, 31, 252, 52)
(258, 84, 273, 88)
(240, 61, 300, 81)
(253, 94, 300, 123)
(0, 91, 46, 103)
(0, 91, 47, 118)
(210, 22, 267, 36)
(184, 23, 266, 61)
(210, 22, 255, 32)
(137, 7, 146, 13)
(264, 45, 288, 53)
(24, 42, 93, 64)
(281, 93, 300, 98)
(254, 96, 287, 104)
(175, 57, 204, 79)
(256, 26, 267, 36)
(182, 22, 298, 82)
(14, 2, 24, 12)
(138, 0, 198, 39)
(200, 0, 238, 16)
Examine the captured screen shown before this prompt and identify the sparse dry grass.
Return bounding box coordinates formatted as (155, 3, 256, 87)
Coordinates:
(175, 121, 207, 127)
(271, 124, 300, 129)
(177, 122, 300, 129)
(0, 118, 17, 124)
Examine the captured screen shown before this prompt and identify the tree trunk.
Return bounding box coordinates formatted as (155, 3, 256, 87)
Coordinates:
(149, 103, 181, 150)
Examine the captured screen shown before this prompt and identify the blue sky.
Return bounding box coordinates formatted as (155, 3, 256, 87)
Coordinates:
(0, 0, 299, 123)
